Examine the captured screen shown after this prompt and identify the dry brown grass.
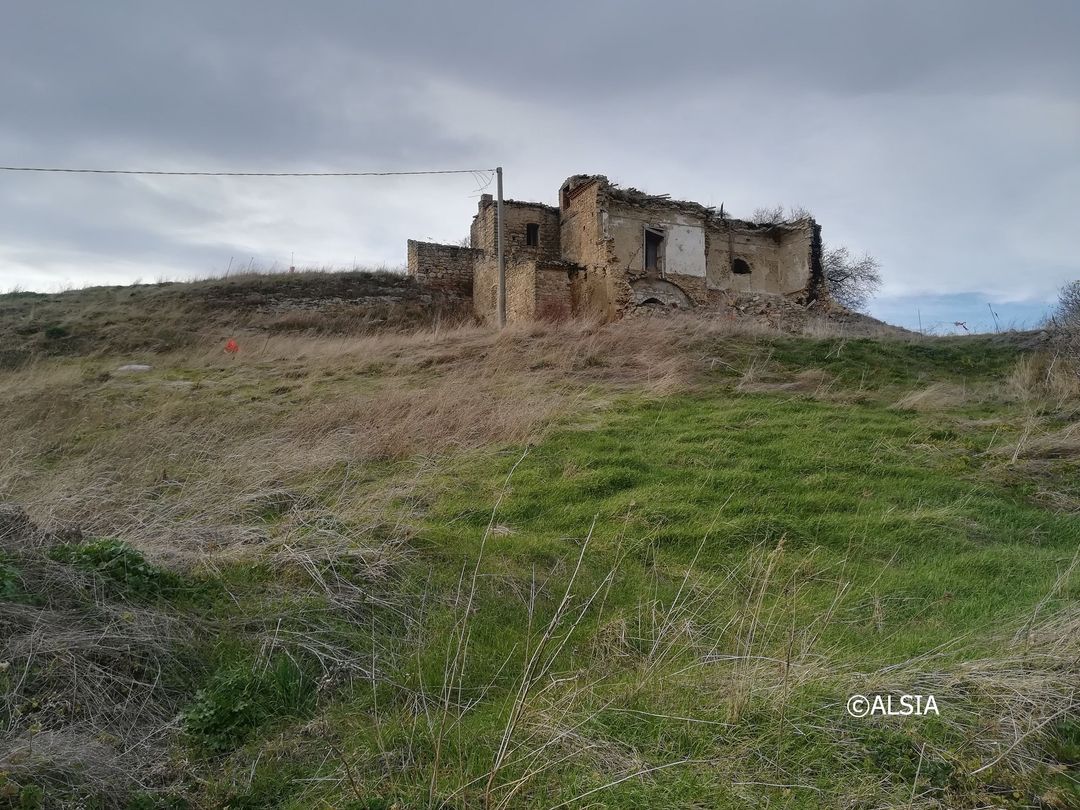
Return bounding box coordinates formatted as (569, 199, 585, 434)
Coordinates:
(1000, 422, 1080, 463)
(737, 367, 834, 397)
(6, 309, 1075, 806)
(0, 519, 193, 800)
(891, 381, 970, 412)
(1007, 351, 1080, 412)
(0, 315, 1028, 571)
(991, 354, 1080, 489)
(0, 317, 738, 568)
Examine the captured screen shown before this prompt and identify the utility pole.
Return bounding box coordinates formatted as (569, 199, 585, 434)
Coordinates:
(496, 166, 506, 328)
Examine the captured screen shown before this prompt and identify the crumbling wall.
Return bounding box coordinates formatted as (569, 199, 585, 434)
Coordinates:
(472, 196, 561, 259)
(705, 221, 778, 293)
(558, 177, 602, 268)
(774, 223, 815, 294)
(704, 218, 821, 298)
(629, 278, 693, 309)
(407, 240, 478, 299)
(473, 253, 498, 322)
(588, 184, 715, 317)
(474, 258, 575, 323)
(593, 179, 824, 314)
(534, 262, 575, 321)
(472, 252, 531, 324)
(559, 177, 616, 321)
(505, 259, 535, 322)
(604, 198, 708, 279)
(471, 196, 563, 324)
(410, 173, 828, 326)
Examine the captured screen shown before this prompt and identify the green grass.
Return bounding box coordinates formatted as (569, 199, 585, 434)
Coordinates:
(5, 326, 1077, 808)
(765, 335, 1022, 388)
(426, 393, 1075, 656)
(47, 537, 191, 600)
(210, 340, 1077, 808)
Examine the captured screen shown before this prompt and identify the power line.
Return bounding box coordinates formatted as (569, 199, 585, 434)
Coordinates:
(0, 165, 497, 177)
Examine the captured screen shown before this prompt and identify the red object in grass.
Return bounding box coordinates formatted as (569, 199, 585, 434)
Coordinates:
(224, 339, 239, 353)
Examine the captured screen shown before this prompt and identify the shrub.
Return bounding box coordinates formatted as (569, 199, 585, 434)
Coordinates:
(124, 791, 190, 809)
(0, 555, 23, 600)
(48, 538, 184, 599)
(1051, 280, 1080, 370)
(182, 656, 316, 753)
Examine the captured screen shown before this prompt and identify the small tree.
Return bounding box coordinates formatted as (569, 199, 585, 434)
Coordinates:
(749, 205, 881, 312)
(1053, 280, 1080, 327)
(822, 245, 881, 312)
(1051, 280, 1080, 366)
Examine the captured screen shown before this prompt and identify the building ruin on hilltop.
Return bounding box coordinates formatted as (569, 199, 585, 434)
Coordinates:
(407, 175, 827, 324)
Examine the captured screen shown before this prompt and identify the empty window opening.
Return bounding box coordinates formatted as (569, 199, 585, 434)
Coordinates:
(732, 258, 752, 275)
(526, 223, 540, 246)
(644, 228, 664, 273)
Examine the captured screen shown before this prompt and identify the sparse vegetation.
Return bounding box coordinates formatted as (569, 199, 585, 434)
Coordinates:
(183, 656, 317, 753)
(0, 266, 467, 368)
(1, 280, 1078, 807)
(47, 538, 186, 599)
(1051, 280, 1080, 371)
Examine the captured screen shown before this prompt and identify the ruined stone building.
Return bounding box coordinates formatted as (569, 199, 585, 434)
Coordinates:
(407, 175, 826, 324)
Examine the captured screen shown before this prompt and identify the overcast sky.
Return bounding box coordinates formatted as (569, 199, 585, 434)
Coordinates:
(2, 1, 1078, 331)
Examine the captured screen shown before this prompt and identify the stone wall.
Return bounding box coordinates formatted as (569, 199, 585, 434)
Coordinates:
(473, 257, 576, 323)
(575, 177, 826, 316)
(471, 196, 561, 260)
(505, 259, 536, 323)
(407, 239, 478, 299)
(472, 252, 497, 322)
(534, 262, 575, 321)
(470, 196, 564, 324)
(409, 173, 828, 326)
(558, 177, 618, 321)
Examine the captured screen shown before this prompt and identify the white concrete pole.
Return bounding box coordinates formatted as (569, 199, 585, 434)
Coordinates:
(496, 166, 506, 328)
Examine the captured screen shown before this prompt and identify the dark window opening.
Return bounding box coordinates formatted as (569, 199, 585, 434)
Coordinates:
(732, 258, 752, 275)
(526, 223, 540, 247)
(644, 228, 664, 273)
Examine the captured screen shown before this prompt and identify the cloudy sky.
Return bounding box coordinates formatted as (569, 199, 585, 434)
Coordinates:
(2, 1, 1078, 331)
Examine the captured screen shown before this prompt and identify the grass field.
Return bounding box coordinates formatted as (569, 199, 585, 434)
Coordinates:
(1, 280, 1078, 808)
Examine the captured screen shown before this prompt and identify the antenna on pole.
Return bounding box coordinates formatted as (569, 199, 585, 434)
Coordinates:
(496, 166, 506, 328)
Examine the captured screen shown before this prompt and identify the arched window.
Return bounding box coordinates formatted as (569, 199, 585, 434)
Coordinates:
(732, 258, 751, 275)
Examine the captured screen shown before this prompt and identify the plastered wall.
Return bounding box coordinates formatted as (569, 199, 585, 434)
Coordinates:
(410, 174, 825, 325)
(606, 204, 707, 279)
(705, 221, 812, 295)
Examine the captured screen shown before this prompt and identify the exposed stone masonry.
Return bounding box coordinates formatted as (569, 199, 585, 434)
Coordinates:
(407, 175, 828, 325)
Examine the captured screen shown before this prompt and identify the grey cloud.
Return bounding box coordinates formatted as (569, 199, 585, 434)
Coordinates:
(0, 0, 1077, 307)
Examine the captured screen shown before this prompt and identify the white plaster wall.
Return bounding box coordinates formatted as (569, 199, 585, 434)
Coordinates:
(607, 212, 706, 278)
(661, 222, 706, 278)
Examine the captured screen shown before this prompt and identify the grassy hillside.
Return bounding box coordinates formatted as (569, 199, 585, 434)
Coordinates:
(0, 268, 464, 368)
(1, 295, 1078, 808)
